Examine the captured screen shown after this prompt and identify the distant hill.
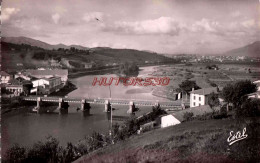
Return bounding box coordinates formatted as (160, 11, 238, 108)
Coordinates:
(224, 41, 260, 58)
(2, 36, 89, 50)
(1, 37, 173, 71)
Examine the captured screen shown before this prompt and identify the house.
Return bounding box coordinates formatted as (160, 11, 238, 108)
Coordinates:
(246, 80, 260, 99)
(253, 80, 260, 91)
(190, 87, 220, 108)
(160, 114, 181, 128)
(15, 72, 33, 81)
(49, 59, 61, 67)
(25, 69, 68, 84)
(247, 92, 260, 99)
(31, 77, 63, 95)
(84, 62, 95, 69)
(0, 71, 12, 84)
(5, 79, 24, 96)
(139, 121, 157, 132)
(171, 105, 216, 122)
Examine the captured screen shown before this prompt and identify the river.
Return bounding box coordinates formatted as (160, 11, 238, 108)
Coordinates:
(2, 66, 171, 153)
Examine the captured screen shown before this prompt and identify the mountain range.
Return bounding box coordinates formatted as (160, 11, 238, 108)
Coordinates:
(1, 36, 89, 50)
(224, 41, 260, 58)
(2, 36, 259, 57)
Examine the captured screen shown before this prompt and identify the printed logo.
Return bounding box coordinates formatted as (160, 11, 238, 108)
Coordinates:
(227, 127, 248, 146)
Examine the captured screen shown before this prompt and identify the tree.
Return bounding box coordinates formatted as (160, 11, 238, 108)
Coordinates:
(236, 98, 260, 118)
(27, 136, 62, 163)
(4, 144, 27, 163)
(118, 62, 139, 77)
(221, 80, 257, 113)
(208, 92, 220, 110)
(179, 80, 200, 94)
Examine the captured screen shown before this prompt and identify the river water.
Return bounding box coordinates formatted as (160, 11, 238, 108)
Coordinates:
(2, 66, 171, 153)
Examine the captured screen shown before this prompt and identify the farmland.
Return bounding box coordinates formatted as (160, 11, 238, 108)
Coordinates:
(150, 63, 260, 99)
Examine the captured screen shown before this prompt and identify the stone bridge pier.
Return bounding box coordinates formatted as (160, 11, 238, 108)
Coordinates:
(36, 97, 43, 114)
(81, 99, 91, 115)
(58, 98, 69, 114)
(127, 101, 135, 114)
(154, 102, 160, 108)
(104, 100, 111, 112)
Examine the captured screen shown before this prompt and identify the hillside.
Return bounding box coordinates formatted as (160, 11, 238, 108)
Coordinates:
(75, 118, 260, 163)
(2, 37, 89, 50)
(224, 41, 260, 58)
(1, 37, 173, 71)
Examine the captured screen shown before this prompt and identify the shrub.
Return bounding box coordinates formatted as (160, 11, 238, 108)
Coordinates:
(4, 144, 27, 163)
(236, 99, 260, 118)
(183, 112, 194, 121)
(27, 136, 62, 163)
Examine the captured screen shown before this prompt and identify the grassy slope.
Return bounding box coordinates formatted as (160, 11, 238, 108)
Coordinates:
(75, 118, 260, 163)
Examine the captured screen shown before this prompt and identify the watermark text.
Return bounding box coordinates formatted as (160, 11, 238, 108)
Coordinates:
(92, 77, 170, 86)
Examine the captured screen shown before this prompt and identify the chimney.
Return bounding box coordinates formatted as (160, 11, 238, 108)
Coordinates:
(203, 88, 205, 95)
(192, 88, 194, 92)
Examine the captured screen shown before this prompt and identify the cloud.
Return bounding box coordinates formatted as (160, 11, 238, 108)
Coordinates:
(82, 12, 105, 22)
(188, 18, 257, 37)
(103, 17, 182, 35)
(241, 19, 255, 28)
(231, 11, 241, 18)
(190, 18, 220, 33)
(1, 7, 20, 22)
(52, 13, 61, 24)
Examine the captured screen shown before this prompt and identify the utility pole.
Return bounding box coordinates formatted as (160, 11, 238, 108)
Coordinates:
(108, 84, 114, 144)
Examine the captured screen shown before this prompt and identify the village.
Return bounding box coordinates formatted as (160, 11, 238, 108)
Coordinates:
(1, 68, 68, 97)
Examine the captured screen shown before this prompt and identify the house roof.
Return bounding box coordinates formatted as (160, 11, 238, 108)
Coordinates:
(7, 78, 23, 86)
(247, 91, 260, 97)
(253, 80, 260, 84)
(25, 69, 68, 76)
(171, 105, 215, 122)
(45, 76, 61, 81)
(0, 71, 11, 76)
(32, 77, 60, 82)
(190, 87, 222, 96)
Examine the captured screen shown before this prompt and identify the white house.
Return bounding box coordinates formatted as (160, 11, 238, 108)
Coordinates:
(161, 114, 181, 128)
(190, 87, 220, 108)
(31, 77, 62, 94)
(1, 71, 12, 84)
(25, 69, 68, 84)
(5, 79, 24, 96)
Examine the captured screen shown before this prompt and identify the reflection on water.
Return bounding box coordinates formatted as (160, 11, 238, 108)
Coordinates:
(2, 66, 170, 153)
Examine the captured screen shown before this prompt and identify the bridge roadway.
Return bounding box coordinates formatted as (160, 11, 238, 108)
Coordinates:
(23, 96, 188, 108)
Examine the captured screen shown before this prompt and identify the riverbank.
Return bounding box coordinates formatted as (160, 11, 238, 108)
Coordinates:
(68, 67, 119, 79)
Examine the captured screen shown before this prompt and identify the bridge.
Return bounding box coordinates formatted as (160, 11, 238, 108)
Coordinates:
(23, 96, 189, 115)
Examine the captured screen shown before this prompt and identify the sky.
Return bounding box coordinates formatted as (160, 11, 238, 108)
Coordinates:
(1, 0, 260, 54)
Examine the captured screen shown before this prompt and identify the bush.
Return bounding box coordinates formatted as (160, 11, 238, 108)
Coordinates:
(236, 99, 260, 118)
(4, 144, 27, 163)
(27, 136, 62, 163)
(183, 112, 194, 121)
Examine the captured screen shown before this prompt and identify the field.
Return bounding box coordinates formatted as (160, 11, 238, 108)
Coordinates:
(151, 63, 260, 97)
(75, 118, 260, 162)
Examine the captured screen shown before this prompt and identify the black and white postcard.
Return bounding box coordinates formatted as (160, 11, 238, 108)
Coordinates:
(1, 0, 260, 162)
